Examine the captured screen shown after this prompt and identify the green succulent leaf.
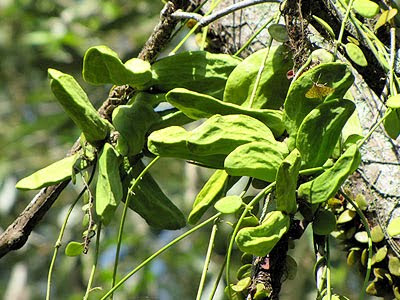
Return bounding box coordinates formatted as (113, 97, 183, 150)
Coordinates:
(224, 45, 293, 109)
(149, 51, 241, 99)
(235, 211, 290, 257)
(214, 195, 243, 214)
(298, 144, 361, 204)
(224, 140, 289, 182)
(121, 160, 186, 230)
(312, 15, 335, 38)
(345, 43, 368, 67)
(48, 68, 110, 144)
(388, 217, 400, 237)
(95, 143, 123, 225)
(353, 0, 380, 18)
(188, 170, 230, 224)
(296, 98, 355, 168)
(112, 98, 160, 156)
(187, 114, 276, 156)
(82, 45, 151, 87)
(275, 149, 302, 214)
(384, 108, 400, 139)
(283, 62, 354, 147)
(312, 209, 337, 235)
(65, 241, 84, 257)
(16, 154, 79, 190)
(166, 88, 285, 136)
(267, 24, 289, 43)
(147, 126, 225, 169)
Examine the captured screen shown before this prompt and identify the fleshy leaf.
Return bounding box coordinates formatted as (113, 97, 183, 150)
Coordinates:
(353, 0, 380, 18)
(298, 144, 361, 204)
(16, 154, 79, 190)
(187, 114, 275, 156)
(345, 43, 368, 67)
(188, 170, 230, 224)
(275, 149, 302, 214)
(166, 88, 285, 136)
(268, 24, 289, 42)
(82, 45, 151, 87)
(48, 69, 110, 143)
(214, 195, 243, 214)
(65, 241, 84, 256)
(223, 46, 293, 109)
(388, 217, 400, 237)
(296, 98, 355, 168)
(224, 141, 289, 182)
(95, 143, 123, 225)
(235, 211, 290, 257)
(149, 51, 241, 99)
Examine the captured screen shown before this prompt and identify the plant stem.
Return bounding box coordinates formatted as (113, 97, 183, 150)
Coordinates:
(248, 39, 272, 108)
(196, 219, 219, 300)
(111, 156, 160, 296)
(334, 0, 355, 56)
(225, 182, 276, 299)
(83, 222, 102, 300)
(208, 257, 226, 300)
(326, 236, 332, 300)
(340, 190, 372, 300)
(101, 212, 221, 299)
(46, 168, 96, 300)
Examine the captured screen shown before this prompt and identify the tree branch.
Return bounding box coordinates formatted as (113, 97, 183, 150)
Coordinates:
(0, 0, 188, 259)
(171, 0, 281, 27)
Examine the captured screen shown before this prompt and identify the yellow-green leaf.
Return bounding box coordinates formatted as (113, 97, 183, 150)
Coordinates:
(345, 43, 368, 67)
(313, 15, 335, 38)
(214, 195, 243, 214)
(16, 154, 79, 190)
(388, 217, 400, 237)
(353, 0, 380, 18)
(387, 95, 400, 109)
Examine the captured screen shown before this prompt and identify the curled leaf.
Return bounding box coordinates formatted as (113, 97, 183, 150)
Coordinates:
(298, 144, 361, 204)
(166, 88, 285, 136)
(188, 170, 229, 224)
(95, 143, 123, 225)
(236, 211, 290, 257)
(224, 46, 293, 109)
(83, 45, 151, 87)
(48, 69, 110, 144)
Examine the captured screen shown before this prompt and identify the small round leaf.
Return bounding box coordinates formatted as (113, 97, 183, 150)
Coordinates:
(371, 225, 384, 243)
(353, 0, 380, 18)
(345, 43, 368, 67)
(214, 195, 243, 214)
(268, 24, 289, 42)
(355, 231, 369, 243)
(337, 209, 356, 223)
(65, 241, 84, 256)
(231, 277, 251, 292)
(388, 217, 400, 237)
(312, 209, 336, 235)
(387, 95, 400, 109)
